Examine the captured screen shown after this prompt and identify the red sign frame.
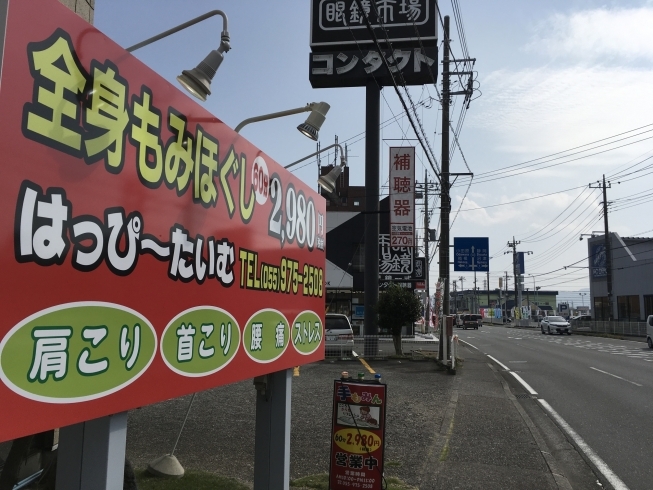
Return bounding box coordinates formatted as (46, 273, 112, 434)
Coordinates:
(329, 379, 387, 490)
(0, 0, 326, 442)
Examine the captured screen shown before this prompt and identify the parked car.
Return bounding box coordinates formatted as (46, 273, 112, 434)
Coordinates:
(325, 313, 354, 356)
(455, 314, 464, 328)
(647, 315, 653, 349)
(541, 315, 571, 335)
(461, 314, 482, 330)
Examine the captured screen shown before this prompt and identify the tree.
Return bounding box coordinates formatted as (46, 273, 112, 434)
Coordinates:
(377, 283, 422, 355)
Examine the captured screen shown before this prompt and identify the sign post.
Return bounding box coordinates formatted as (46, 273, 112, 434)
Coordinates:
(308, 0, 437, 356)
(329, 375, 387, 490)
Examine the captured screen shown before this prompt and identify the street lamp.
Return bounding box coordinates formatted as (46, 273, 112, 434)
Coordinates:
(126, 10, 232, 102)
(579, 292, 587, 307)
(234, 102, 330, 140)
(285, 143, 347, 193)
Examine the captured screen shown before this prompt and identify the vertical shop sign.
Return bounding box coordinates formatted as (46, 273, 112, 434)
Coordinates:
(329, 377, 387, 490)
(389, 147, 415, 247)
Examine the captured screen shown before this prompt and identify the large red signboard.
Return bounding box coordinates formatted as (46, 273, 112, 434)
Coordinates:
(0, 0, 326, 442)
(329, 379, 386, 490)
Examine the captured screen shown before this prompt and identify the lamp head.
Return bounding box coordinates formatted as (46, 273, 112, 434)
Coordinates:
(317, 163, 343, 194)
(297, 102, 330, 141)
(177, 35, 230, 101)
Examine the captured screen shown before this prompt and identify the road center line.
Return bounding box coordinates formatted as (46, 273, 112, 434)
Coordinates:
(589, 367, 642, 387)
(538, 399, 630, 490)
(487, 355, 510, 371)
(509, 372, 538, 396)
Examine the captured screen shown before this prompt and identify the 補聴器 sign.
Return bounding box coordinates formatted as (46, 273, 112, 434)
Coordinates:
(389, 147, 415, 247)
(453, 237, 489, 272)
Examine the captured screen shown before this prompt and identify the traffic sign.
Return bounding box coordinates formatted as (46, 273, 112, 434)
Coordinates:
(453, 237, 489, 272)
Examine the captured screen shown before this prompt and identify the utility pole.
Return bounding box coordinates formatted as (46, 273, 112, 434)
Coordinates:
(424, 169, 430, 332)
(473, 272, 477, 313)
(452, 280, 457, 313)
(438, 15, 451, 360)
(438, 15, 474, 358)
(590, 175, 613, 320)
(458, 276, 465, 310)
(506, 238, 520, 318)
(487, 270, 490, 308)
(504, 272, 510, 318)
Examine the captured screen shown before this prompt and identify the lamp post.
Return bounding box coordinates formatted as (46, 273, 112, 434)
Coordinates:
(579, 292, 587, 307)
(235, 102, 330, 140)
(285, 143, 347, 193)
(127, 10, 231, 102)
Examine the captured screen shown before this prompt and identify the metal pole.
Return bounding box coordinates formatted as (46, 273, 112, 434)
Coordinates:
(126, 10, 229, 52)
(602, 175, 614, 320)
(487, 270, 490, 309)
(364, 79, 380, 355)
(439, 16, 451, 360)
(424, 170, 430, 332)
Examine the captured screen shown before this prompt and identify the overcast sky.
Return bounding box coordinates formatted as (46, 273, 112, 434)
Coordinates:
(95, 0, 653, 302)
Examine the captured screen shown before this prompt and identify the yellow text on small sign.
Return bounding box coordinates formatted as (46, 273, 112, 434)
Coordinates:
(333, 428, 381, 454)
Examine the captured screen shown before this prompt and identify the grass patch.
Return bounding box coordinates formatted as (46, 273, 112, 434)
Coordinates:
(135, 469, 249, 490)
(290, 473, 416, 490)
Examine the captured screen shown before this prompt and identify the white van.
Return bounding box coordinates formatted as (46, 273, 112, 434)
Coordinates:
(647, 315, 653, 349)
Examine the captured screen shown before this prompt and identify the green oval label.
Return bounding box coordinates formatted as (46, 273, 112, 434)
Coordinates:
(0, 302, 156, 403)
(242, 309, 289, 363)
(291, 311, 323, 355)
(160, 307, 240, 376)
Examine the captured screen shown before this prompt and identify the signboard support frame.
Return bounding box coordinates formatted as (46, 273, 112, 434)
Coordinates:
(253, 369, 292, 490)
(364, 79, 380, 355)
(55, 412, 127, 490)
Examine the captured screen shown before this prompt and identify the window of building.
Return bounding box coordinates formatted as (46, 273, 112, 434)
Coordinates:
(341, 197, 347, 205)
(594, 296, 610, 320)
(354, 200, 360, 206)
(617, 295, 640, 320)
(645, 295, 653, 318)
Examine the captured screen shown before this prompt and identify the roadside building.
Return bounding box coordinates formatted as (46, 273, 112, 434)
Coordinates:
(588, 233, 653, 320)
(453, 289, 558, 317)
(321, 164, 426, 334)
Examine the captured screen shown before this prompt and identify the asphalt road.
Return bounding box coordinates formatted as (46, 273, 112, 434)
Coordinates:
(456, 324, 653, 490)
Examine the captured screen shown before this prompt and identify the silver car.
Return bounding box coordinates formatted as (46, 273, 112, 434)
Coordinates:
(325, 313, 354, 356)
(541, 315, 571, 335)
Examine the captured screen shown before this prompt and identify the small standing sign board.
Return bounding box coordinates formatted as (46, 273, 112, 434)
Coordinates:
(329, 376, 387, 490)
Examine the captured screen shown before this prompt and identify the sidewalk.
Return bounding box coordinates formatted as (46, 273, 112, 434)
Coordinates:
(124, 343, 599, 489)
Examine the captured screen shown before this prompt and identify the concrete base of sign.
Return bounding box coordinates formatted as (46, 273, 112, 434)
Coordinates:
(253, 369, 291, 490)
(55, 412, 127, 490)
(147, 454, 185, 478)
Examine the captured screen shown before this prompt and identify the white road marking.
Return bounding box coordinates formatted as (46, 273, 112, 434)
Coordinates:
(459, 340, 479, 350)
(510, 372, 538, 395)
(487, 355, 510, 371)
(589, 367, 643, 387)
(538, 399, 630, 490)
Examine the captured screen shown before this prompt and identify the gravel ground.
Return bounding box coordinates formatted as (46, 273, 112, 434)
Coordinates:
(126, 358, 454, 488)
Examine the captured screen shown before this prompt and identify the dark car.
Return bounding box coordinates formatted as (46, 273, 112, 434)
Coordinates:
(462, 314, 482, 330)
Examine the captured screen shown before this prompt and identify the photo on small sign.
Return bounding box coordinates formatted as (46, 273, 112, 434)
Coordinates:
(337, 403, 380, 429)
